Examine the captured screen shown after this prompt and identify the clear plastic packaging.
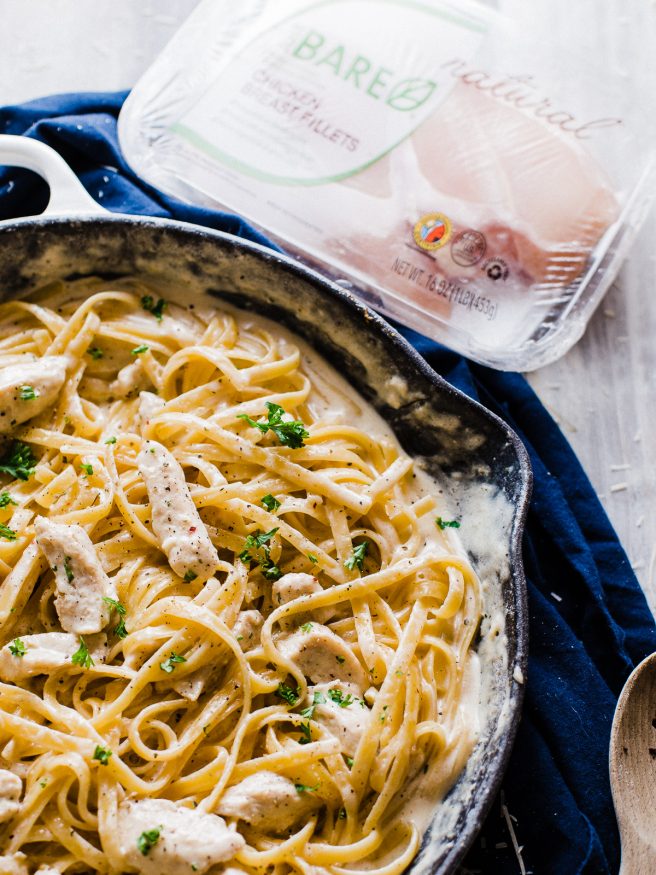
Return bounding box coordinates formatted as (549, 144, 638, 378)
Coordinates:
(119, 0, 655, 370)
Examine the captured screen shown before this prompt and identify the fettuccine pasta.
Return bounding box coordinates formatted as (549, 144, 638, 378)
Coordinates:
(0, 278, 481, 875)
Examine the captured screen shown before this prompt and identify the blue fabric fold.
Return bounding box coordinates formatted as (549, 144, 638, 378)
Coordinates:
(1, 91, 654, 875)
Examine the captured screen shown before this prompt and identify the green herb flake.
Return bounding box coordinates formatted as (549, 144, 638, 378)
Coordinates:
(19, 385, 38, 401)
(131, 344, 149, 356)
(137, 827, 161, 856)
(0, 441, 36, 481)
(335, 655, 346, 664)
(328, 689, 353, 708)
(0, 492, 17, 508)
(105, 436, 117, 445)
(237, 402, 309, 449)
(307, 553, 318, 564)
(435, 517, 460, 530)
(81, 463, 94, 476)
(93, 745, 112, 766)
(301, 622, 313, 633)
(239, 528, 281, 579)
(39, 779, 47, 789)
(160, 652, 186, 674)
(103, 597, 128, 639)
(338, 806, 347, 819)
(183, 569, 198, 583)
(298, 720, 312, 745)
(345, 756, 354, 768)
(0, 522, 17, 541)
(71, 636, 94, 669)
(295, 782, 319, 794)
(8, 638, 26, 657)
(261, 493, 281, 512)
(64, 556, 74, 583)
(345, 541, 368, 572)
(301, 690, 326, 721)
(140, 295, 167, 322)
(87, 346, 104, 360)
(275, 683, 299, 706)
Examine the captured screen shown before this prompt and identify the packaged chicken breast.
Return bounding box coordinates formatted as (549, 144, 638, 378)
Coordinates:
(119, 0, 655, 370)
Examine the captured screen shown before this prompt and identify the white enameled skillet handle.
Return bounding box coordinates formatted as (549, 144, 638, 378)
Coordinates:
(0, 134, 106, 216)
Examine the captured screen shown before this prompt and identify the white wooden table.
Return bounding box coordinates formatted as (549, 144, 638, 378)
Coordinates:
(1, 0, 654, 613)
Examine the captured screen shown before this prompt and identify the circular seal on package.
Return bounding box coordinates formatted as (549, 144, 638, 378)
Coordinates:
(413, 213, 452, 251)
(481, 257, 509, 281)
(450, 229, 487, 267)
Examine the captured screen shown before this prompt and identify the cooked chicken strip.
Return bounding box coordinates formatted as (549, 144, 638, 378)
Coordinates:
(277, 623, 366, 688)
(116, 798, 244, 875)
(232, 609, 264, 651)
(137, 390, 164, 432)
(0, 769, 21, 824)
(272, 573, 334, 625)
(307, 682, 368, 757)
(138, 440, 219, 583)
(0, 356, 68, 434)
(34, 517, 117, 634)
(0, 632, 106, 682)
(217, 771, 320, 834)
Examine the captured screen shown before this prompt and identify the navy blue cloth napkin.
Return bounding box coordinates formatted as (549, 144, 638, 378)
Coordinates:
(1, 91, 654, 875)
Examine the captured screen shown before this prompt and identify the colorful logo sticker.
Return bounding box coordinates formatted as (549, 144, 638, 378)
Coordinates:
(413, 212, 452, 251)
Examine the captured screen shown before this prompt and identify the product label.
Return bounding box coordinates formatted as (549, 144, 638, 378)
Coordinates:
(172, 0, 486, 185)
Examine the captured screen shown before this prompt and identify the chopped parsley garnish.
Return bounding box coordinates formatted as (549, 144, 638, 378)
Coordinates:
(183, 570, 198, 583)
(239, 528, 282, 580)
(140, 295, 167, 322)
(435, 517, 460, 530)
(39, 779, 47, 789)
(295, 782, 319, 794)
(0, 492, 17, 508)
(338, 806, 347, 818)
(0, 523, 16, 541)
(103, 597, 128, 639)
(298, 720, 312, 744)
(19, 385, 38, 401)
(64, 557, 74, 582)
(81, 463, 94, 476)
(328, 689, 354, 708)
(0, 441, 36, 481)
(261, 493, 281, 512)
(93, 745, 112, 766)
(87, 346, 104, 360)
(137, 827, 161, 856)
(237, 402, 309, 449)
(71, 636, 94, 669)
(335, 655, 346, 664)
(160, 652, 186, 673)
(276, 683, 299, 706)
(104, 436, 117, 444)
(131, 344, 149, 355)
(8, 638, 26, 657)
(307, 553, 318, 564)
(300, 690, 326, 720)
(301, 622, 313, 633)
(345, 541, 368, 571)
(345, 756, 354, 768)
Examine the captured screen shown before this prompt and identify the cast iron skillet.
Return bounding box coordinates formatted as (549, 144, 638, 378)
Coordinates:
(0, 136, 531, 874)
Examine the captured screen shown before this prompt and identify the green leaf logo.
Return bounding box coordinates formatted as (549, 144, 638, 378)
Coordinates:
(386, 78, 437, 112)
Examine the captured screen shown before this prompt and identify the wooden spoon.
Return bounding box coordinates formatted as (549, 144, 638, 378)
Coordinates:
(609, 651, 656, 874)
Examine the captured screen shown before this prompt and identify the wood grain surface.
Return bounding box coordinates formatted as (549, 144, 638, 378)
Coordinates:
(0, 0, 653, 616)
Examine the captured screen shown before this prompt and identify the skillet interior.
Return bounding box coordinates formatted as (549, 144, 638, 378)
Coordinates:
(0, 215, 531, 874)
